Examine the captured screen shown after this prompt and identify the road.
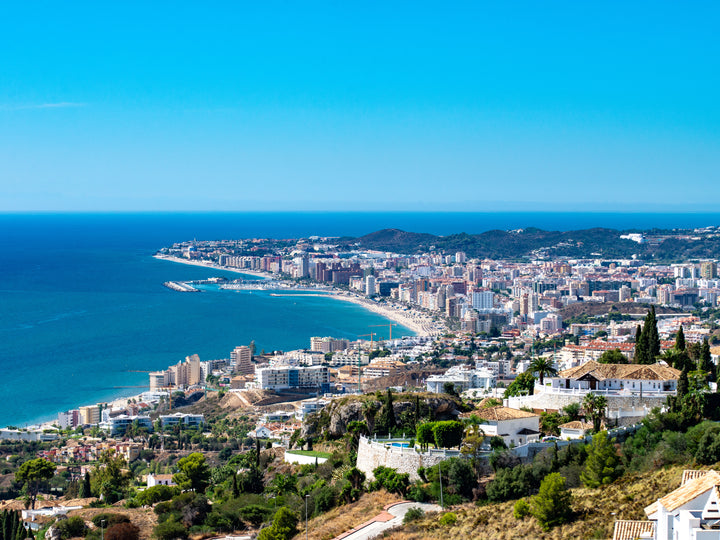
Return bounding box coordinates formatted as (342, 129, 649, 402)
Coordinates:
(333, 501, 443, 540)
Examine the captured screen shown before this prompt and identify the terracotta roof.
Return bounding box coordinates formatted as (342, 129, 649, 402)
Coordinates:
(612, 520, 656, 540)
(682, 469, 711, 486)
(473, 406, 539, 422)
(559, 361, 680, 382)
(558, 421, 593, 431)
(645, 470, 720, 516)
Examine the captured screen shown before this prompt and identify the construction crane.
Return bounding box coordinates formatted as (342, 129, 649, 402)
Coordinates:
(369, 323, 398, 340)
(356, 332, 377, 395)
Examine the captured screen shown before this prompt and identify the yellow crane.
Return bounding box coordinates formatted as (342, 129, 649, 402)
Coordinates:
(369, 323, 398, 340)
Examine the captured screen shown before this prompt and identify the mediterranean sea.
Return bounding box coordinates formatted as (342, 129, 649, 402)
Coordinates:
(2, 211, 720, 428)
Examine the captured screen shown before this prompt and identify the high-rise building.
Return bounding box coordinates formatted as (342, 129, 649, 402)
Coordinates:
(472, 290, 495, 311)
(231, 346, 253, 374)
(78, 405, 100, 426)
(701, 261, 717, 280)
(365, 275, 376, 296)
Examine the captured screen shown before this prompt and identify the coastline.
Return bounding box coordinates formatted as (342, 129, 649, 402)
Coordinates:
(154, 254, 438, 337)
(153, 254, 271, 279)
(17, 255, 437, 432)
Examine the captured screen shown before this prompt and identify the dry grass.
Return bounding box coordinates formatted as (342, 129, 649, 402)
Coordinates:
(291, 490, 402, 540)
(382, 465, 687, 540)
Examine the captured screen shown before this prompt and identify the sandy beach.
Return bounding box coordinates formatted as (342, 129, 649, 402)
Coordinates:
(155, 255, 441, 337)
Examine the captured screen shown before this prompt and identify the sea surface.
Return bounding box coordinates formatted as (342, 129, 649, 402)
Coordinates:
(2, 211, 720, 428)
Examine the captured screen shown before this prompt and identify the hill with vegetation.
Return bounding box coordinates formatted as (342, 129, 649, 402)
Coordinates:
(339, 227, 720, 260)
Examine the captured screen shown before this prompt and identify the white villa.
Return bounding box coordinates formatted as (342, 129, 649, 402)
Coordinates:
(540, 361, 680, 395)
(613, 470, 720, 540)
(426, 365, 496, 394)
(558, 420, 594, 440)
(470, 406, 541, 447)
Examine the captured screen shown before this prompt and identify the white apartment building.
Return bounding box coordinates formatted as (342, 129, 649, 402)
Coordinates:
(159, 412, 205, 429)
(472, 290, 495, 311)
(426, 365, 496, 394)
(99, 415, 153, 436)
(256, 365, 329, 391)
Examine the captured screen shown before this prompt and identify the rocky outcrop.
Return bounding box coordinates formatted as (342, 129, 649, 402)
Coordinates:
(301, 393, 463, 439)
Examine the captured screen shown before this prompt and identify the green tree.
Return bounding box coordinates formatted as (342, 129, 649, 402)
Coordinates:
(416, 422, 435, 452)
(375, 389, 397, 435)
(530, 473, 573, 531)
(676, 325, 686, 352)
(634, 325, 645, 362)
(257, 507, 298, 540)
(432, 421, 465, 449)
(15, 458, 56, 509)
(597, 349, 629, 364)
(677, 364, 690, 400)
(173, 453, 210, 493)
(504, 371, 535, 397)
(637, 307, 660, 364)
(92, 451, 133, 503)
(580, 431, 623, 488)
(700, 339, 715, 381)
(529, 357, 558, 385)
(78, 471, 91, 499)
(582, 393, 608, 433)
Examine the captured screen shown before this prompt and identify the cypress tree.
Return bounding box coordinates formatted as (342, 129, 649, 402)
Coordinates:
(647, 306, 660, 361)
(231, 472, 240, 498)
(700, 338, 715, 381)
(677, 365, 690, 400)
(634, 325, 646, 364)
(79, 472, 91, 499)
(676, 326, 686, 352)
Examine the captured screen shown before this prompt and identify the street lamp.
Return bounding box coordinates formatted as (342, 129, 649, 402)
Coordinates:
(305, 494, 310, 540)
(101, 519, 106, 540)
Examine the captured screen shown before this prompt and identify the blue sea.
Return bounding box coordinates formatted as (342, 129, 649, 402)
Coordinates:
(2, 211, 720, 428)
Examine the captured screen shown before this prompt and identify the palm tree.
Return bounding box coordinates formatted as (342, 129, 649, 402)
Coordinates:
(582, 392, 608, 432)
(529, 357, 558, 385)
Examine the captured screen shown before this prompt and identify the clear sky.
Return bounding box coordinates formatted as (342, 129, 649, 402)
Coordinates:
(1, 2, 718, 212)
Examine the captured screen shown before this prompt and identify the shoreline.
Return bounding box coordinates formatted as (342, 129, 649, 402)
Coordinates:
(155, 254, 437, 337)
(12, 255, 438, 431)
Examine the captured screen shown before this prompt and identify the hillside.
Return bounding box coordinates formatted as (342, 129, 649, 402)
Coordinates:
(366, 465, 691, 539)
(340, 227, 720, 260)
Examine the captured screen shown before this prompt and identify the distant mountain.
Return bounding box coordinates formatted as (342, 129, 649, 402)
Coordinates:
(339, 227, 720, 261)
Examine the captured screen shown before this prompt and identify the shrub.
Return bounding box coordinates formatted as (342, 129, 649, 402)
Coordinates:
(106, 522, 140, 540)
(403, 507, 425, 524)
(438, 512, 457, 526)
(154, 518, 188, 540)
(513, 499, 530, 519)
(257, 507, 298, 540)
(92, 513, 130, 528)
(56, 516, 87, 539)
(407, 483, 430, 502)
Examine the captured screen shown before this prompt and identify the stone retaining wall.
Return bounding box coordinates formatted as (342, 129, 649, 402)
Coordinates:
(356, 437, 462, 481)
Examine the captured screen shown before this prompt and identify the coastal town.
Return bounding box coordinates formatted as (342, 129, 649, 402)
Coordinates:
(2, 229, 720, 539)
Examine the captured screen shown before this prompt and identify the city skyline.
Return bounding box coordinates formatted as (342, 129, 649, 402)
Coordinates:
(2, 2, 719, 212)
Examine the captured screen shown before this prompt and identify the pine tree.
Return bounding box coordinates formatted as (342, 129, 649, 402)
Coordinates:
(530, 473, 573, 531)
(580, 431, 622, 488)
(676, 326, 686, 352)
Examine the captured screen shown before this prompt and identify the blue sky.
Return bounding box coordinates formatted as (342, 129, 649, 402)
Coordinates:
(1, 2, 718, 212)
